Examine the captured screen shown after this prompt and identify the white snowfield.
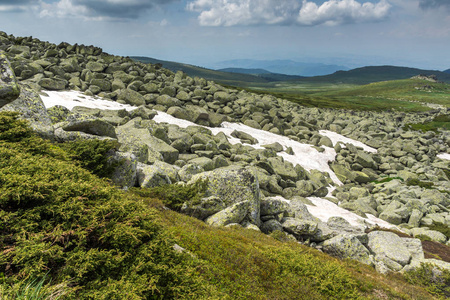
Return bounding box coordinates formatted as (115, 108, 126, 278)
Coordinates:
(40, 91, 396, 229)
(437, 153, 450, 161)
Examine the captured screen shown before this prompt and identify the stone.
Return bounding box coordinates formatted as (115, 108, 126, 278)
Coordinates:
(231, 130, 258, 145)
(62, 114, 117, 138)
(268, 157, 298, 181)
(261, 219, 284, 234)
(188, 166, 261, 226)
(38, 78, 67, 90)
(108, 151, 137, 189)
(367, 231, 411, 267)
(0, 53, 21, 106)
(281, 217, 318, 236)
(178, 163, 205, 182)
(116, 88, 145, 106)
(205, 201, 251, 227)
(181, 196, 227, 220)
(322, 234, 373, 265)
(260, 197, 290, 216)
(1, 85, 53, 139)
(136, 162, 172, 188)
(411, 228, 447, 244)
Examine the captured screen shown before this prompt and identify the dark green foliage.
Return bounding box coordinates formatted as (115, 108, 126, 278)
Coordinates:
(131, 180, 208, 212)
(0, 112, 33, 142)
(404, 263, 450, 298)
(0, 112, 205, 299)
(427, 223, 450, 240)
(403, 114, 450, 132)
(58, 139, 119, 178)
(406, 178, 434, 189)
(373, 176, 404, 184)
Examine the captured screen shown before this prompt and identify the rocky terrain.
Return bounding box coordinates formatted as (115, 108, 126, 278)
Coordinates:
(1, 31, 449, 276)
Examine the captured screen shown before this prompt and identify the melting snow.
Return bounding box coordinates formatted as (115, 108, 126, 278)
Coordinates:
(437, 153, 450, 161)
(40, 91, 392, 229)
(319, 130, 377, 153)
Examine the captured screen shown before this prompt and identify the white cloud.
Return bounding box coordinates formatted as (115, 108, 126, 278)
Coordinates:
(187, 0, 301, 26)
(298, 0, 392, 26)
(187, 0, 392, 26)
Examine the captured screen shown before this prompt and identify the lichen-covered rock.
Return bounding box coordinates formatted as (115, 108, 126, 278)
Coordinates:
(188, 166, 261, 226)
(108, 151, 138, 189)
(367, 231, 411, 268)
(62, 114, 117, 138)
(136, 162, 172, 188)
(178, 163, 205, 182)
(38, 78, 68, 90)
(322, 234, 373, 265)
(181, 196, 227, 220)
(1, 85, 53, 139)
(260, 197, 290, 216)
(0, 52, 21, 106)
(205, 201, 250, 227)
(281, 217, 318, 236)
(116, 88, 145, 106)
(410, 228, 448, 244)
(261, 219, 284, 234)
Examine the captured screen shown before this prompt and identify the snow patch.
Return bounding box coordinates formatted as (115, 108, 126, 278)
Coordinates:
(319, 130, 377, 153)
(437, 153, 450, 161)
(40, 90, 137, 111)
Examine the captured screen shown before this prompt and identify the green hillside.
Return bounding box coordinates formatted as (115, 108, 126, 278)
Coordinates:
(244, 78, 450, 111)
(300, 66, 450, 84)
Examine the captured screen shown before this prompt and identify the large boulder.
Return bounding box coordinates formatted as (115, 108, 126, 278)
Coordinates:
(205, 201, 251, 227)
(1, 85, 53, 139)
(367, 231, 412, 271)
(136, 162, 172, 188)
(61, 114, 117, 138)
(108, 151, 138, 189)
(322, 234, 373, 265)
(188, 166, 261, 226)
(0, 52, 20, 106)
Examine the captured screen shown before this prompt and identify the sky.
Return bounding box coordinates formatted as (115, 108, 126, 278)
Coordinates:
(0, 0, 449, 70)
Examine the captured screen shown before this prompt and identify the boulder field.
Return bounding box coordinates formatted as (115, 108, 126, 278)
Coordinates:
(1, 31, 449, 275)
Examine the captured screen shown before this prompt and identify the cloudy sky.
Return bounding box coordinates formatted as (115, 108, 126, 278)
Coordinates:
(0, 0, 449, 70)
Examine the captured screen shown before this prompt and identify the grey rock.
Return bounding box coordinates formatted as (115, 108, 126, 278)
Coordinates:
(205, 201, 251, 227)
(367, 231, 411, 267)
(188, 166, 261, 226)
(0, 52, 20, 106)
(322, 234, 373, 265)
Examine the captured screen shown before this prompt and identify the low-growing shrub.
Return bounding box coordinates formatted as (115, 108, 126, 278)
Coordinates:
(404, 263, 450, 298)
(131, 179, 208, 211)
(58, 139, 119, 178)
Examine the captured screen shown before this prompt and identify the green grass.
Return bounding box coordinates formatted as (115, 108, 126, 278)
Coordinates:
(241, 79, 450, 112)
(404, 114, 450, 132)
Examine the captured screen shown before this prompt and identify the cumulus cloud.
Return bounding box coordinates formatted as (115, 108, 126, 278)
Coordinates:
(187, 0, 301, 26)
(187, 0, 392, 26)
(298, 0, 391, 26)
(39, 0, 179, 20)
(419, 0, 450, 11)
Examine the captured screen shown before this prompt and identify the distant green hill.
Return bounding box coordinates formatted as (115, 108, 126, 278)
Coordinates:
(444, 69, 450, 74)
(301, 66, 450, 84)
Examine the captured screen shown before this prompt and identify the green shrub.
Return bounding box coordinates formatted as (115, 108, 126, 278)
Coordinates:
(131, 179, 208, 211)
(404, 263, 450, 298)
(58, 139, 119, 178)
(0, 112, 207, 299)
(406, 178, 434, 189)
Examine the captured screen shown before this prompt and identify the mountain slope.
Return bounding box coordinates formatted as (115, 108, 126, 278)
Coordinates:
(212, 59, 349, 76)
(444, 69, 450, 74)
(302, 65, 450, 84)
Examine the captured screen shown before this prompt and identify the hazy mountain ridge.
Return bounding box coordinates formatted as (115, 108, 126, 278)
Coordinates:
(211, 59, 350, 76)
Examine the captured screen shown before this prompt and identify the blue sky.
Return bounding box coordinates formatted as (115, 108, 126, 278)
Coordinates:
(0, 0, 449, 70)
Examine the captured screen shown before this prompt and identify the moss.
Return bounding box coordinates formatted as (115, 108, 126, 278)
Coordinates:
(406, 178, 434, 189)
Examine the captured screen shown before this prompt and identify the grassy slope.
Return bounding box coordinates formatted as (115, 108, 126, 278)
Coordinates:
(243, 79, 450, 112)
(0, 112, 443, 299)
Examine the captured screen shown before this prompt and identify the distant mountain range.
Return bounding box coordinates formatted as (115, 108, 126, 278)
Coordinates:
(304, 66, 450, 84)
(444, 69, 450, 74)
(211, 59, 350, 77)
(131, 56, 450, 86)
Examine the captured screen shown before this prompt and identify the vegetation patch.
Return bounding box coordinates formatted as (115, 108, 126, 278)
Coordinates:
(404, 263, 450, 299)
(403, 114, 450, 132)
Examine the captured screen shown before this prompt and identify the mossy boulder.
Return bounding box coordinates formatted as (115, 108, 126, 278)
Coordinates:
(0, 53, 21, 106)
(188, 166, 261, 226)
(323, 234, 373, 266)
